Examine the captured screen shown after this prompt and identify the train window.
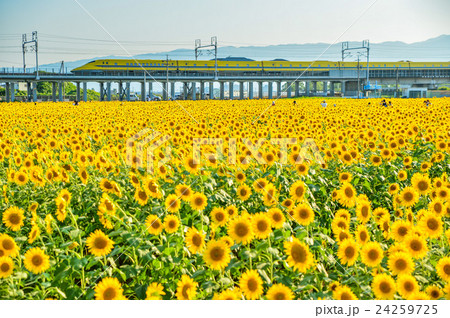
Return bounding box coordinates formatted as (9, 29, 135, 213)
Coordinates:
(226, 64, 228, 67)
(126, 63, 129, 66)
(205, 64, 207, 66)
(194, 64, 196, 66)
(432, 65, 434, 67)
(237, 64, 239, 67)
(257, 64, 259, 67)
(247, 64, 249, 67)
(384, 64, 386, 67)
(290, 64, 292, 67)
(280, 64, 282, 67)
(106, 62, 108, 64)
(115, 63, 117, 65)
(318, 64, 321, 67)
(327, 65, 329, 67)
(272, 64, 274, 66)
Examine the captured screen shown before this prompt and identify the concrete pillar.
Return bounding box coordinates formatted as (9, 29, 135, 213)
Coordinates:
(312, 81, 317, 94)
(239, 82, 244, 99)
(141, 82, 146, 101)
(83, 82, 87, 102)
(229, 81, 233, 99)
(126, 82, 131, 101)
(249, 82, 253, 99)
(220, 82, 224, 99)
(200, 82, 205, 100)
(183, 82, 187, 100)
(76, 82, 81, 102)
(148, 82, 153, 99)
(107, 82, 112, 101)
(5, 83, 10, 102)
(27, 82, 32, 102)
(192, 82, 196, 101)
(209, 82, 214, 99)
(171, 82, 175, 100)
(258, 82, 263, 99)
(268, 82, 273, 99)
(51, 82, 56, 102)
(341, 81, 346, 96)
(305, 81, 310, 96)
(100, 82, 105, 101)
(277, 81, 281, 98)
(119, 82, 123, 101)
(295, 81, 300, 97)
(32, 82, 37, 102)
(162, 82, 168, 100)
(323, 81, 328, 95)
(58, 82, 63, 102)
(287, 82, 292, 98)
(330, 82, 335, 96)
(10, 83, 15, 102)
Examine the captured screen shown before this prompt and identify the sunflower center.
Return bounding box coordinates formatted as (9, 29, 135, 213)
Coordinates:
(404, 281, 414, 292)
(138, 191, 147, 200)
(344, 187, 353, 198)
(361, 206, 369, 217)
(210, 246, 224, 261)
(8, 213, 20, 225)
(1, 263, 10, 272)
(368, 249, 379, 261)
(94, 237, 108, 249)
(379, 282, 392, 294)
(291, 244, 307, 263)
(395, 259, 407, 270)
(272, 213, 281, 222)
(235, 223, 249, 237)
(299, 209, 309, 220)
(427, 218, 438, 231)
(2, 239, 13, 251)
(257, 221, 268, 232)
(341, 292, 352, 300)
(215, 213, 224, 222)
(398, 226, 408, 236)
(295, 186, 304, 197)
(443, 264, 450, 275)
(247, 278, 258, 292)
(345, 246, 355, 259)
(274, 292, 286, 300)
(339, 232, 349, 241)
(403, 192, 413, 202)
(192, 234, 202, 247)
(151, 221, 160, 229)
(433, 204, 442, 213)
(195, 197, 204, 206)
(168, 220, 176, 228)
(410, 239, 422, 251)
(31, 255, 43, 266)
(103, 287, 117, 300)
(359, 231, 367, 242)
(431, 290, 439, 298)
(417, 181, 428, 191)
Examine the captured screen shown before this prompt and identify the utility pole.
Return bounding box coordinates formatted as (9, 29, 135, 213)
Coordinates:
(195, 36, 218, 79)
(22, 31, 39, 78)
(357, 55, 360, 99)
(165, 55, 170, 100)
(342, 40, 369, 94)
(396, 67, 399, 98)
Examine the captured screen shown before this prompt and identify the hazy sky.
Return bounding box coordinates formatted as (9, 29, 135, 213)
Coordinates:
(1, 0, 449, 66)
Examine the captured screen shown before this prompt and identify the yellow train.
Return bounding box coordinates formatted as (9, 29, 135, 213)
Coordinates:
(72, 59, 450, 75)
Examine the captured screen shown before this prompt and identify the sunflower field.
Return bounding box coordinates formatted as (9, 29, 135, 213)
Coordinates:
(0, 98, 449, 300)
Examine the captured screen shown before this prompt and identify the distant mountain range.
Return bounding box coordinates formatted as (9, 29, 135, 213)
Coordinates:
(41, 34, 450, 71)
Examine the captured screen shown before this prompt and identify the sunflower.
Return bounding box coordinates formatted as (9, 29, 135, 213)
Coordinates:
(354, 199, 371, 224)
(190, 192, 208, 211)
(203, 239, 231, 270)
(164, 215, 180, 234)
(28, 225, 41, 244)
(225, 205, 238, 219)
(428, 198, 446, 217)
(407, 291, 430, 300)
(418, 212, 443, 239)
(337, 183, 357, 208)
(398, 170, 408, 181)
(228, 215, 253, 245)
(425, 286, 442, 300)
(411, 173, 431, 195)
(211, 207, 228, 227)
(100, 178, 115, 193)
(267, 208, 285, 229)
(339, 172, 352, 183)
(235, 171, 246, 183)
(2, 206, 25, 231)
(296, 163, 309, 176)
(337, 239, 359, 266)
(397, 274, 419, 299)
(253, 178, 268, 193)
(372, 273, 396, 300)
(239, 269, 263, 300)
(332, 285, 358, 300)
(390, 220, 412, 242)
(86, 230, 114, 257)
(398, 187, 419, 207)
(292, 203, 315, 226)
(251, 213, 272, 239)
(184, 156, 200, 174)
(403, 234, 428, 259)
(355, 225, 370, 245)
(134, 187, 149, 206)
(78, 168, 89, 184)
(14, 171, 28, 186)
(262, 183, 277, 206)
(185, 227, 205, 254)
(165, 194, 181, 213)
(335, 209, 351, 222)
(290, 180, 306, 201)
(284, 237, 314, 272)
(95, 277, 126, 300)
(176, 275, 198, 300)
(214, 289, 242, 300)
(361, 242, 384, 267)
(370, 155, 382, 167)
(436, 257, 450, 282)
(388, 183, 400, 195)
(175, 184, 193, 202)
(58, 189, 72, 204)
(0, 256, 14, 278)
(146, 282, 165, 300)
(331, 217, 349, 235)
(266, 283, 294, 300)
(24, 247, 50, 274)
(236, 184, 252, 201)
(143, 178, 161, 199)
(0, 234, 20, 257)
(145, 215, 163, 235)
